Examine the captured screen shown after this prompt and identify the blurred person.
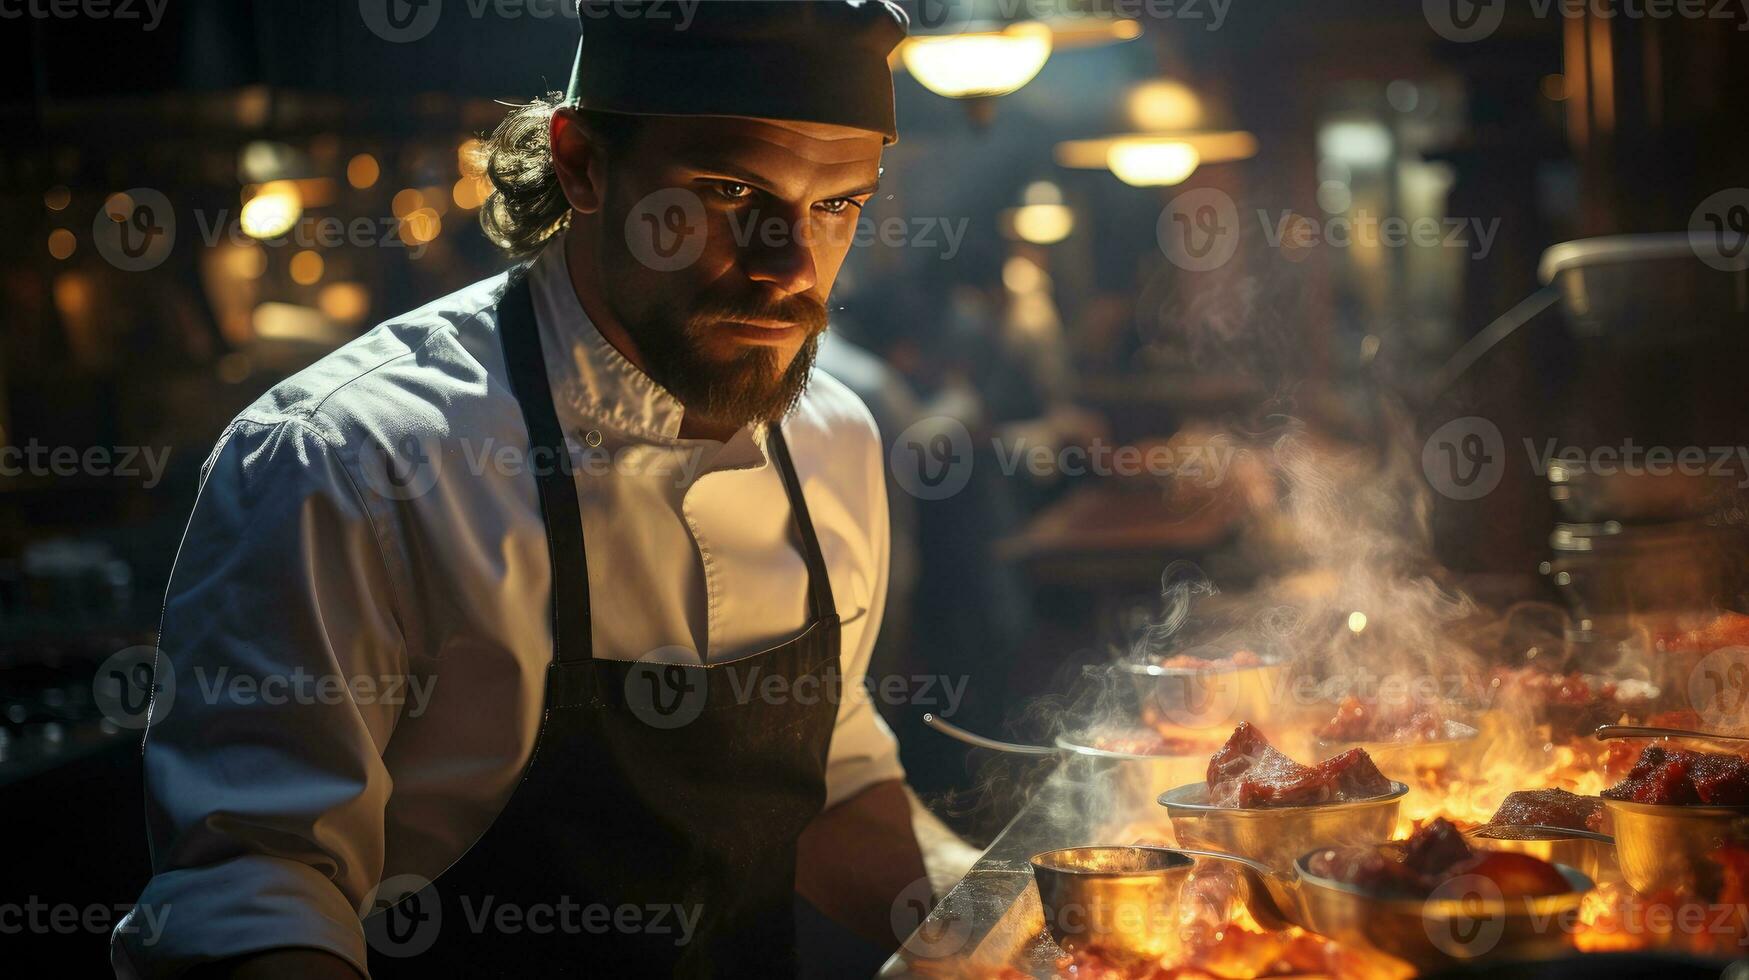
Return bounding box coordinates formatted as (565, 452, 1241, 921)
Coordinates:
(112, 4, 970, 978)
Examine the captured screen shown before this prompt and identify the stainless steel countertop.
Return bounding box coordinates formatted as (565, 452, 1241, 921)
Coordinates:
(881, 760, 1166, 977)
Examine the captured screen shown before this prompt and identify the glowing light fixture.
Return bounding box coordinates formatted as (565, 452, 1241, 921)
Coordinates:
(1127, 80, 1205, 132)
(240, 180, 302, 240)
(900, 22, 1053, 99)
(1105, 140, 1201, 187)
(1347, 611, 1369, 634)
(1318, 121, 1392, 168)
(1002, 180, 1075, 244)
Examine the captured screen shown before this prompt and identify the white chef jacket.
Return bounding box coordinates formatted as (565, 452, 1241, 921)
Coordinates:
(110, 239, 905, 978)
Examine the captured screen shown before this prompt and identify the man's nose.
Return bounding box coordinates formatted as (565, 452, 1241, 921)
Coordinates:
(742, 208, 818, 296)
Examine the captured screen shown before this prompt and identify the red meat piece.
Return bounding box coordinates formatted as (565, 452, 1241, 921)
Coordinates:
(1490, 788, 1606, 832)
(1602, 745, 1749, 805)
(1206, 724, 1393, 808)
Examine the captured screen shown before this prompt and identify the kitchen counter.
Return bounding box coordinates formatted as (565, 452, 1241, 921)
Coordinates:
(880, 761, 1163, 977)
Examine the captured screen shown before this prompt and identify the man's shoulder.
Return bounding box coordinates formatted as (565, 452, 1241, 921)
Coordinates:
(791, 365, 881, 445)
(231, 271, 517, 448)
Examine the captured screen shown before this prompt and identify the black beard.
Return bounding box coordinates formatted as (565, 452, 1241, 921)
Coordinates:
(636, 325, 822, 430)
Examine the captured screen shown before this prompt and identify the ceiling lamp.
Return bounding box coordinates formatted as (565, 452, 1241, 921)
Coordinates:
(1056, 78, 1256, 187)
(1104, 141, 1201, 187)
(1001, 180, 1075, 244)
(900, 21, 1054, 99)
(239, 180, 303, 240)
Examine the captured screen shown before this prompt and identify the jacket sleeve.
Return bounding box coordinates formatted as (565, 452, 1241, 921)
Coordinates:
(820, 407, 907, 809)
(112, 416, 408, 979)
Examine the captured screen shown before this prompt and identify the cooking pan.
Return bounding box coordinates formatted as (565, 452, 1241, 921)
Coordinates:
(1157, 780, 1409, 876)
(1601, 797, 1749, 897)
(1028, 845, 1195, 959)
(1315, 720, 1482, 783)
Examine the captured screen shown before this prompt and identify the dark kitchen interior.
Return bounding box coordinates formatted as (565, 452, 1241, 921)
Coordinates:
(4, 0, 1749, 976)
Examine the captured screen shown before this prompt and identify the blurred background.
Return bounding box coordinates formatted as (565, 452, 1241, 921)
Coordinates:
(3, 0, 1748, 971)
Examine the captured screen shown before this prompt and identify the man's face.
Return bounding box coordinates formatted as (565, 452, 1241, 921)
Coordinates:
(581, 114, 883, 429)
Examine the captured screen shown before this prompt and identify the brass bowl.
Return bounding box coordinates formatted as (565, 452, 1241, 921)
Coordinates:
(1178, 844, 1593, 971)
(1316, 721, 1482, 783)
(1602, 797, 1749, 896)
(1289, 851, 1592, 970)
(1029, 845, 1195, 959)
(1465, 824, 1620, 886)
(1158, 780, 1409, 875)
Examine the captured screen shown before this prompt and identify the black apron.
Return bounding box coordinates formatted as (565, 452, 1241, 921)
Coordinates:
(366, 273, 842, 978)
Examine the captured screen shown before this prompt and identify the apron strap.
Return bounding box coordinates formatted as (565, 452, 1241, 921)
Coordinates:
(497, 271, 595, 666)
(766, 426, 839, 624)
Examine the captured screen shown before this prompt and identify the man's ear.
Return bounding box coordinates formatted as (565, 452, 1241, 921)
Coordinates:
(550, 107, 604, 215)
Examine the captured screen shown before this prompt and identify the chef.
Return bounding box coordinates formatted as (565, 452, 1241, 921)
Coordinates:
(111, 2, 952, 977)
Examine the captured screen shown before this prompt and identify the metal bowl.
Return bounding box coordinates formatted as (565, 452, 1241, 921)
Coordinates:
(1029, 845, 1195, 959)
(1157, 780, 1409, 875)
(1602, 797, 1749, 896)
(1108, 656, 1289, 733)
(1178, 844, 1592, 971)
(1316, 721, 1482, 783)
(1289, 851, 1592, 970)
(1466, 824, 1621, 887)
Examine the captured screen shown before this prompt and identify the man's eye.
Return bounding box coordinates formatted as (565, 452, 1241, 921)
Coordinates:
(816, 198, 854, 215)
(712, 182, 753, 201)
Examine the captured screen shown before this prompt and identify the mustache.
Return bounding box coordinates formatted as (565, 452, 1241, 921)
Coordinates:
(686, 294, 828, 334)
